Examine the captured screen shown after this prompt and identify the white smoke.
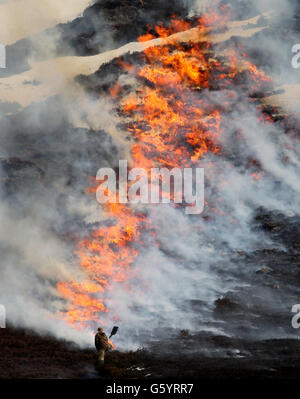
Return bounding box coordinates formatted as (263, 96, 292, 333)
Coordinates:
(94, 1, 300, 350)
(0, 0, 299, 353)
(105, 95, 300, 349)
(193, 0, 295, 15)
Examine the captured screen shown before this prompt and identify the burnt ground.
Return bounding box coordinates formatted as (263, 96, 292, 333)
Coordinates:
(1, 0, 193, 78)
(1, 0, 300, 382)
(4, 0, 299, 78)
(2, 211, 300, 380)
(1, 326, 300, 379)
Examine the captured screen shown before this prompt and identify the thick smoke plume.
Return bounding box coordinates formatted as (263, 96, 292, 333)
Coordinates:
(0, 0, 299, 352)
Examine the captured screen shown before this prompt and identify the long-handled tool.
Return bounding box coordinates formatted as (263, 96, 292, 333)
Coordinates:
(109, 326, 119, 339)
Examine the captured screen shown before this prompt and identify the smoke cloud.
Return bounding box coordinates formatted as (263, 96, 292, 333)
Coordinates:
(0, 0, 299, 353)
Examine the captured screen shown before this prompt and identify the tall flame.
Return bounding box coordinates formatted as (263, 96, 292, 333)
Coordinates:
(57, 9, 272, 331)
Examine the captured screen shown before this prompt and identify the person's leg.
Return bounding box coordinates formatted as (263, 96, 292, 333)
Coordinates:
(97, 349, 105, 367)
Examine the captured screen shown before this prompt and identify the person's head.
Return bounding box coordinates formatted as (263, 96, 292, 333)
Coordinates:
(97, 327, 103, 332)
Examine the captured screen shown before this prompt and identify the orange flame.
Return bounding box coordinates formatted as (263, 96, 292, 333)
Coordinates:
(57, 10, 273, 332)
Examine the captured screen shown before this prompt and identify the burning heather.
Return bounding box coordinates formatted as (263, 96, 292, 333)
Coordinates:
(55, 5, 300, 349)
(1, 0, 300, 377)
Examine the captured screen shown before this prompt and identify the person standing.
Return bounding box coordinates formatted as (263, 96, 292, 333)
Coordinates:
(95, 326, 109, 367)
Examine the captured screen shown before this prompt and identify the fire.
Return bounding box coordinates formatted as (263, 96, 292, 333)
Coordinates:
(108, 339, 115, 350)
(57, 196, 146, 327)
(57, 10, 273, 331)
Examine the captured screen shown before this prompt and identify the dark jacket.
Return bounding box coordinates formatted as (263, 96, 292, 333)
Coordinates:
(95, 331, 109, 351)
